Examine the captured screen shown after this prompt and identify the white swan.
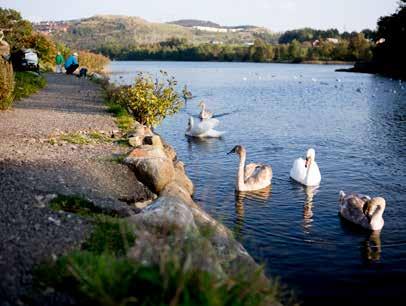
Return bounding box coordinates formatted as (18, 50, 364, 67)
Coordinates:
(290, 148, 321, 186)
(228, 145, 272, 191)
(339, 191, 386, 231)
(185, 117, 224, 138)
(199, 101, 213, 119)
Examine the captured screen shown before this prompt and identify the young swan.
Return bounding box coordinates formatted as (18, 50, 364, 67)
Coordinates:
(290, 148, 321, 186)
(339, 191, 386, 231)
(199, 101, 213, 120)
(228, 145, 272, 192)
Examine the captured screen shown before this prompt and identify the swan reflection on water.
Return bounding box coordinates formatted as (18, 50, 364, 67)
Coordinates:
(302, 186, 319, 234)
(363, 231, 382, 262)
(339, 217, 383, 262)
(186, 134, 225, 153)
(234, 186, 272, 237)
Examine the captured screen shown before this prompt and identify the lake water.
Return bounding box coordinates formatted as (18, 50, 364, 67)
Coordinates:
(109, 61, 406, 306)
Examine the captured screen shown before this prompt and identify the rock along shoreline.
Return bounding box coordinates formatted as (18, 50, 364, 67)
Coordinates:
(117, 99, 267, 290)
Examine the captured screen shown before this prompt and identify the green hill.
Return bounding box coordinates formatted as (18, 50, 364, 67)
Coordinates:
(36, 15, 277, 50)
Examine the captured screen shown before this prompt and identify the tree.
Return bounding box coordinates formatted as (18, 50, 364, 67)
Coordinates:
(113, 72, 183, 127)
(349, 33, 372, 60)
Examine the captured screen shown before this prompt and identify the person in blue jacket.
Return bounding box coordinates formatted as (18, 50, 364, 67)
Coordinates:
(64, 52, 79, 75)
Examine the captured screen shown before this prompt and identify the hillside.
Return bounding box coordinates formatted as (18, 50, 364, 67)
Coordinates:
(167, 19, 221, 28)
(35, 15, 276, 50)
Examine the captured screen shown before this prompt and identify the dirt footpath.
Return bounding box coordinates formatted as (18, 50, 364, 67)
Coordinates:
(0, 73, 148, 305)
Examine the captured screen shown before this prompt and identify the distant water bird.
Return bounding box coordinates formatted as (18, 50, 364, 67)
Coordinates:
(290, 148, 321, 186)
(311, 78, 317, 82)
(339, 191, 386, 231)
(185, 117, 224, 138)
(182, 85, 193, 102)
(356, 88, 362, 93)
(320, 81, 329, 85)
(228, 145, 272, 191)
(336, 78, 341, 82)
(199, 101, 213, 119)
(294, 75, 298, 80)
(243, 77, 248, 81)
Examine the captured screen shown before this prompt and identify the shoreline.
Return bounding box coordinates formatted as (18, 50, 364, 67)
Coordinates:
(0, 73, 285, 305)
(110, 58, 354, 65)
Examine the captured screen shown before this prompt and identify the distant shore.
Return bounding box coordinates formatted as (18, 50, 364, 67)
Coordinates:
(336, 61, 406, 80)
(112, 59, 354, 65)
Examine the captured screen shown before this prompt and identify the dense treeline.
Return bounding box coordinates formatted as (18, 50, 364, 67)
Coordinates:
(98, 32, 373, 63)
(278, 28, 376, 44)
(371, 0, 405, 78)
(343, 0, 406, 79)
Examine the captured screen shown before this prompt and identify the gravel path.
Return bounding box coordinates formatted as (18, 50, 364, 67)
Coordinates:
(0, 73, 149, 305)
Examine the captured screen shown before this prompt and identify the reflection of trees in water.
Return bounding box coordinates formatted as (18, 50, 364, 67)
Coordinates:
(302, 186, 319, 234)
(362, 231, 382, 262)
(233, 186, 272, 239)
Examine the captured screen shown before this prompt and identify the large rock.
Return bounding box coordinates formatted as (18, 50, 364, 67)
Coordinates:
(127, 196, 224, 276)
(126, 195, 258, 279)
(163, 142, 177, 161)
(174, 161, 194, 195)
(124, 145, 175, 193)
(160, 181, 196, 208)
(128, 196, 197, 234)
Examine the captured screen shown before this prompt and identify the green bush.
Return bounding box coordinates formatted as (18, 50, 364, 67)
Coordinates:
(13, 71, 46, 100)
(0, 59, 14, 110)
(112, 71, 183, 127)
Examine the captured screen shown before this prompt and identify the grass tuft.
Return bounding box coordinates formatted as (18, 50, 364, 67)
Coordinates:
(49, 194, 102, 216)
(13, 71, 46, 101)
(59, 133, 92, 145)
(82, 216, 135, 256)
(105, 100, 135, 132)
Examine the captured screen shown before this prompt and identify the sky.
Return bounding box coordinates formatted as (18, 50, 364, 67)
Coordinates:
(0, 0, 400, 32)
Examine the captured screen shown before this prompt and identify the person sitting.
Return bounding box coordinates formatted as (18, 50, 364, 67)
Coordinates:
(64, 52, 79, 75)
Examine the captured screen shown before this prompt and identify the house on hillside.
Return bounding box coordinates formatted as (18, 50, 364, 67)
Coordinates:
(327, 38, 339, 44)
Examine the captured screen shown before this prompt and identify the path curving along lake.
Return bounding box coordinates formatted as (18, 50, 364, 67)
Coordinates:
(109, 61, 406, 306)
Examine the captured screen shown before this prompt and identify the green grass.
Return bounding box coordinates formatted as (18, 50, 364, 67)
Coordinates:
(35, 214, 294, 306)
(53, 131, 113, 145)
(13, 71, 46, 101)
(107, 153, 127, 164)
(105, 100, 135, 132)
(82, 216, 136, 256)
(49, 194, 102, 216)
(35, 253, 290, 306)
(60, 133, 92, 145)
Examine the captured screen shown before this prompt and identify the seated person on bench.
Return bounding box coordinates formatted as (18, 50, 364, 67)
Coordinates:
(64, 52, 79, 75)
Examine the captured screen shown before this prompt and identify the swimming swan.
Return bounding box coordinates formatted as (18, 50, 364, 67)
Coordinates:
(290, 148, 321, 186)
(228, 145, 272, 191)
(339, 191, 386, 231)
(185, 117, 224, 138)
(199, 101, 213, 119)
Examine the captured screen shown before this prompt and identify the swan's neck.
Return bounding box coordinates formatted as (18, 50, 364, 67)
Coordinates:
(237, 153, 246, 189)
(201, 104, 205, 111)
(304, 159, 312, 181)
(370, 205, 385, 227)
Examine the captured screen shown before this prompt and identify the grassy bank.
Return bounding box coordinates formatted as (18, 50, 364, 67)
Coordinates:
(13, 71, 46, 101)
(35, 211, 292, 306)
